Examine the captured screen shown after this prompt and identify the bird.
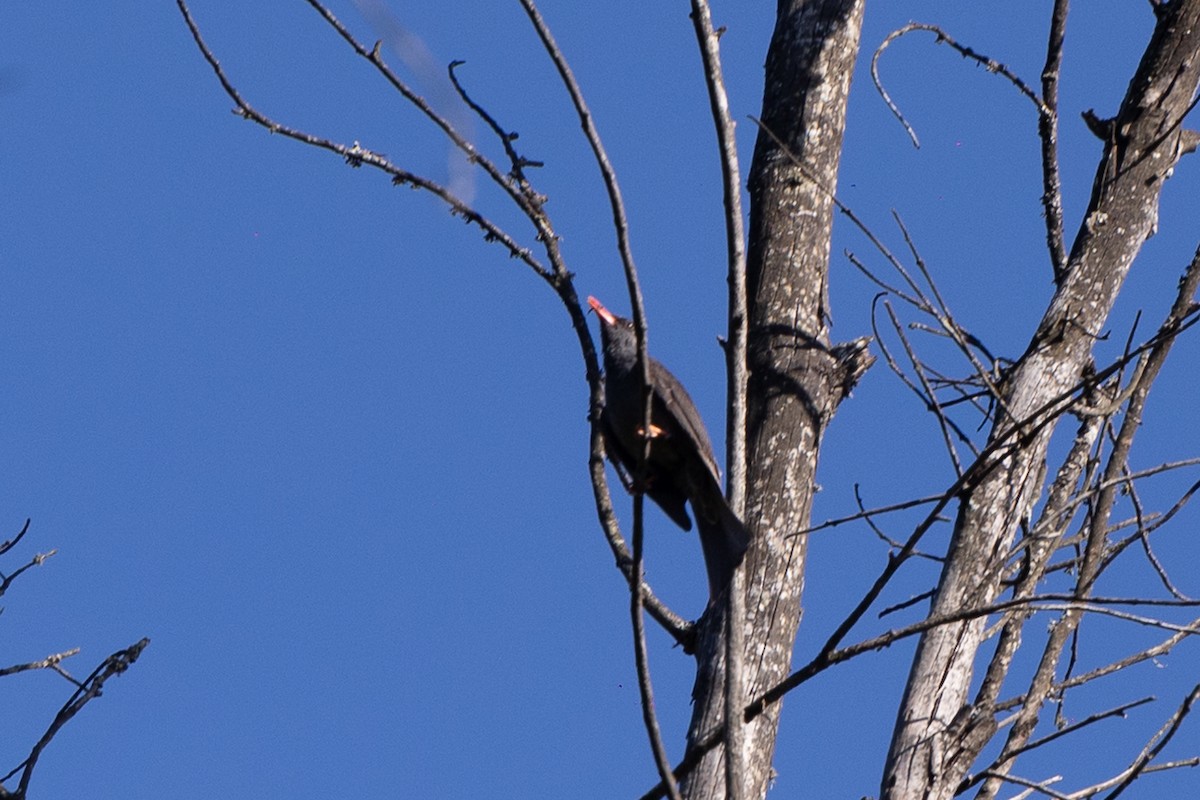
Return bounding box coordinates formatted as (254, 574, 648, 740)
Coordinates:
(588, 295, 750, 597)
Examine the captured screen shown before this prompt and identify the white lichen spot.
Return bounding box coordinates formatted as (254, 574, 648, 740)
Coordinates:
(1085, 211, 1109, 233)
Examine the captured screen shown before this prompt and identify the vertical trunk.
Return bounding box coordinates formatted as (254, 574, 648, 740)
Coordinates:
(683, 2, 868, 797)
(881, 4, 1200, 798)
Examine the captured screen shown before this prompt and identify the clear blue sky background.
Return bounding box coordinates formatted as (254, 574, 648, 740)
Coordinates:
(1, 2, 1197, 798)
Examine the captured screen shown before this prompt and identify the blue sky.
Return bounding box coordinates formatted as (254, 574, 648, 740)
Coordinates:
(1, 2, 1197, 798)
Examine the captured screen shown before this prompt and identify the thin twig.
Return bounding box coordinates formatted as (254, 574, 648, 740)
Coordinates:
(1072, 758, 1200, 799)
(879, 590, 937, 618)
(996, 622, 1196, 714)
(892, 210, 1006, 410)
(298, 0, 544, 223)
(1014, 697, 1155, 762)
(1131, 479, 1192, 601)
(869, 295, 980, 454)
(0, 548, 57, 599)
(845, 250, 925, 310)
(799, 489, 946, 535)
(630, 495, 683, 800)
(1103, 477, 1200, 579)
(0, 518, 31, 557)
(884, 299, 964, 475)
(851, 484, 943, 561)
(975, 770, 1072, 800)
(446, 61, 544, 190)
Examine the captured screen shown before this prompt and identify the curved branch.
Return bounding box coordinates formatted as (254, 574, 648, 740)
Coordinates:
(871, 23, 1050, 149)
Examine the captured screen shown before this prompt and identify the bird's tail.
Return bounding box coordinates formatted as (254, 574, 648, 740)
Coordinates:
(692, 475, 751, 598)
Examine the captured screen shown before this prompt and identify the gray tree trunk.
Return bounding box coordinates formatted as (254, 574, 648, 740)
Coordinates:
(683, 2, 869, 797)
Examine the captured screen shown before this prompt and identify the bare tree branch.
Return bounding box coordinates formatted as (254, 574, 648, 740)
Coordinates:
(0, 648, 81, 679)
(1100, 683, 1200, 798)
(751, 592, 1200, 722)
(799, 490, 946, 535)
(965, 698, 1157, 796)
(2, 638, 150, 797)
(176, 0, 549, 279)
(1039, 0, 1070, 281)
(631, 494, 684, 800)
(0, 547, 56, 599)
(872, 23, 1050, 150)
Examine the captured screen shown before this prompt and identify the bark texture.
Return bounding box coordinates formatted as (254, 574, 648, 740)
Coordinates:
(881, 4, 1200, 798)
(682, 1, 869, 797)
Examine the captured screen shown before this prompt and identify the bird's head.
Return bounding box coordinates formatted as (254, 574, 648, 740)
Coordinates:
(587, 296, 639, 369)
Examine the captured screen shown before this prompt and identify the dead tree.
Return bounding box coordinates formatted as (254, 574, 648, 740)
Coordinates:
(179, 1, 1200, 798)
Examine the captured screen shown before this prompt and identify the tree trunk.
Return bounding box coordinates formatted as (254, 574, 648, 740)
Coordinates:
(881, 3, 1200, 798)
(683, 2, 869, 797)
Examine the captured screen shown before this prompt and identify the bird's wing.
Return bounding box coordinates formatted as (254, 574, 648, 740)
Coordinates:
(601, 406, 694, 531)
(649, 358, 722, 482)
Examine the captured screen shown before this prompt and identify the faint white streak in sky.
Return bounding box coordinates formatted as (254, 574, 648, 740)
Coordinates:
(350, 0, 477, 204)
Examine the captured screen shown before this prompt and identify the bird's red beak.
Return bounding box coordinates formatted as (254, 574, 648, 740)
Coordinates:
(587, 295, 618, 326)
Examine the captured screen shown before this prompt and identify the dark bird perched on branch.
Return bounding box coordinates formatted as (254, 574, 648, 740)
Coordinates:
(588, 296, 750, 597)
